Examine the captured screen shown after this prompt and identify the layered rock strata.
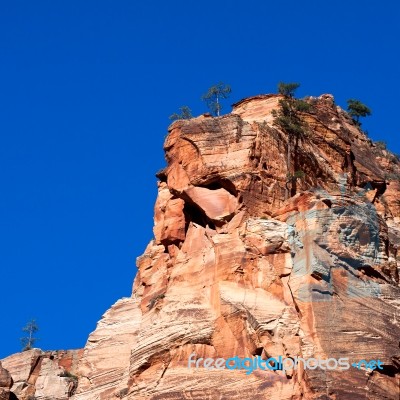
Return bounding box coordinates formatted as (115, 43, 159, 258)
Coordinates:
(74, 94, 400, 399)
(3, 93, 400, 399)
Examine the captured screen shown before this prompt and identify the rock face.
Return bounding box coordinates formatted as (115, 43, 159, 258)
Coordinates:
(1, 349, 82, 400)
(0, 361, 13, 400)
(72, 94, 400, 399)
(75, 298, 142, 400)
(3, 93, 400, 399)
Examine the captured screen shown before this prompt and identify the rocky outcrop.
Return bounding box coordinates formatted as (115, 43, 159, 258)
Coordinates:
(3, 93, 400, 399)
(2, 349, 82, 400)
(0, 361, 13, 400)
(71, 93, 400, 399)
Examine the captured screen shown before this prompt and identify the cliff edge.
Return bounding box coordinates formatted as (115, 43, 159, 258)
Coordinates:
(3, 93, 400, 399)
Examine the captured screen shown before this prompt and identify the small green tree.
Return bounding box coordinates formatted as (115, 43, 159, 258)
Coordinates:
(20, 319, 39, 351)
(374, 141, 387, 150)
(201, 82, 231, 116)
(169, 106, 193, 121)
(347, 99, 371, 126)
(277, 82, 300, 98)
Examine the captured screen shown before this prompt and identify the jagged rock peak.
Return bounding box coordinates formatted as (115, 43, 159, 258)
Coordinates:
(3, 93, 400, 399)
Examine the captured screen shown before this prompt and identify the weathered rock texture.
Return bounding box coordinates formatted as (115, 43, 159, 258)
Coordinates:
(73, 93, 400, 399)
(2, 349, 82, 400)
(3, 93, 400, 399)
(75, 298, 142, 400)
(0, 361, 13, 400)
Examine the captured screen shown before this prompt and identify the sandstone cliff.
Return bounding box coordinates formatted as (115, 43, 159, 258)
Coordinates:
(3, 93, 400, 399)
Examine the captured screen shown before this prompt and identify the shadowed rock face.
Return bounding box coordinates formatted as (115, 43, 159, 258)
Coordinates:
(3, 94, 400, 399)
(0, 361, 13, 400)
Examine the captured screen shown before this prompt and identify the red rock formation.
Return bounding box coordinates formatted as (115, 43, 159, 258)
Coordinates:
(72, 94, 400, 399)
(2, 349, 82, 400)
(0, 361, 12, 400)
(3, 93, 400, 399)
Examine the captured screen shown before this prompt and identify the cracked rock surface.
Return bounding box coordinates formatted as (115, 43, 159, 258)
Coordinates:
(3, 94, 400, 399)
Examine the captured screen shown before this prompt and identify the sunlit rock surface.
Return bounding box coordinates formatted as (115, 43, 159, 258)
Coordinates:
(3, 94, 400, 399)
(2, 349, 82, 400)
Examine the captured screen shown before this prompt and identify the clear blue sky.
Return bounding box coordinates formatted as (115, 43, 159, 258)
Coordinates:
(1, 1, 399, 358)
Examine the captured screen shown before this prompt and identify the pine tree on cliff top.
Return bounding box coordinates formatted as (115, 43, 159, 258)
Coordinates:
(347, 99, 371, 126)
(201, 83, 231, 116)
(20, 319, 39, 351)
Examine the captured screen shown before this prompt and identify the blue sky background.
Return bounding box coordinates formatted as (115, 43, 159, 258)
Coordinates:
(1, 0, 399, 358)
